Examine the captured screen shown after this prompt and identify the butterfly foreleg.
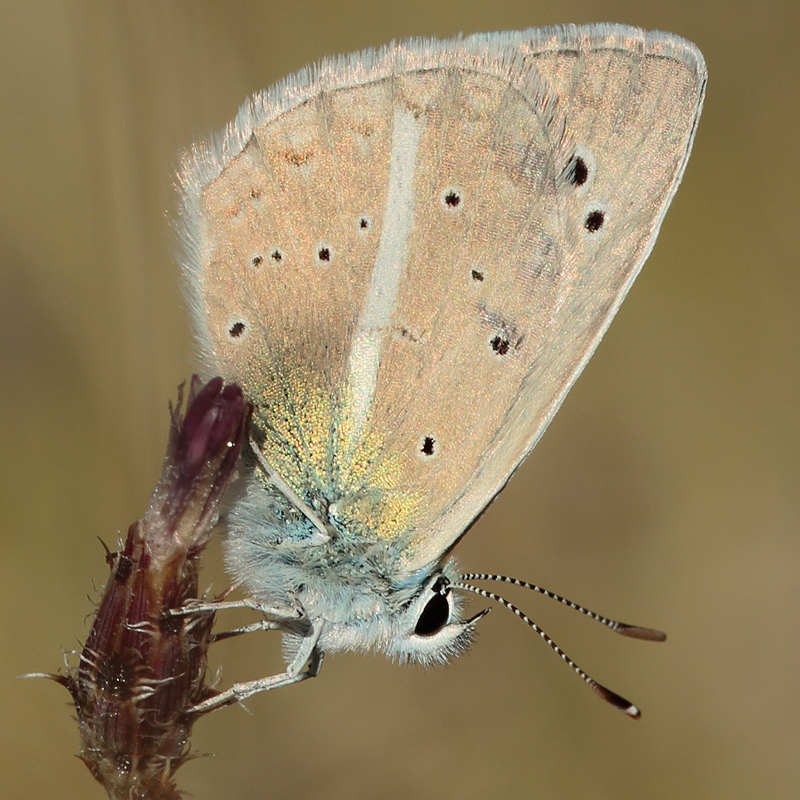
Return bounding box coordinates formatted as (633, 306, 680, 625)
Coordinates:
(170, 597, 302, 620)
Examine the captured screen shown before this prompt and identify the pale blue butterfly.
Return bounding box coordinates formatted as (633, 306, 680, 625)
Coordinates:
(178, 23, 706, 718)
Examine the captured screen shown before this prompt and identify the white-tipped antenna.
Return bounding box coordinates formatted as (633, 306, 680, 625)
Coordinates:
(455, 574, 666, 719)
(460, 573, 666, 641)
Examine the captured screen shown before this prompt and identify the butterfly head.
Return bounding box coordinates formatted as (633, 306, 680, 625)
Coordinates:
(376, 567, 490, 666)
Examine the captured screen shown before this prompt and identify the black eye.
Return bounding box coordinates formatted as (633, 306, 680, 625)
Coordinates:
(414, 591, 450, 636)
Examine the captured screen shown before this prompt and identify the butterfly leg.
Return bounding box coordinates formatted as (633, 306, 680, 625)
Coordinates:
(170, 597, 302, 620)
(189, 621, 325, 715)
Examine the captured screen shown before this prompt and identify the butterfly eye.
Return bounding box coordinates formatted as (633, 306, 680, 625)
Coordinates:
(414, 588, 450, 636)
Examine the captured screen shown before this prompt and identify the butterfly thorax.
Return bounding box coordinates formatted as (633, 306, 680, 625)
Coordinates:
(224, 472, 474, 664)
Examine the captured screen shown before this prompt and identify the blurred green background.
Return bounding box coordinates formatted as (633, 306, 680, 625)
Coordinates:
(2, 1, 798, 798)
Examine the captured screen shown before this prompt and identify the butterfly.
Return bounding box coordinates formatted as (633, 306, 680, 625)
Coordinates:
(178, 23, 706, 717)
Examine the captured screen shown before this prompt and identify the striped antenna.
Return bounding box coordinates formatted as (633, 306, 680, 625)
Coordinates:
(455, 574, 666, 718)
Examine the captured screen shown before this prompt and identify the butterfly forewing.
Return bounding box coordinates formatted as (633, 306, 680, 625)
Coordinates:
(182, 25, 705, 571)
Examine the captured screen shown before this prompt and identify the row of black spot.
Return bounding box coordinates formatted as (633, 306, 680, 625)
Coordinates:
(565, 154, 605, 233)
(246, 216, 375, 271)
(242, 187, 463, 275)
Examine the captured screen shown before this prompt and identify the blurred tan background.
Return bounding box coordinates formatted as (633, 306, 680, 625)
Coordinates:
(2, 1, 798, 798)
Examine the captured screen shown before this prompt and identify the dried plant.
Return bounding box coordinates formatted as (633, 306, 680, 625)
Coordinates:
(47, 377, 247, 799)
